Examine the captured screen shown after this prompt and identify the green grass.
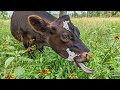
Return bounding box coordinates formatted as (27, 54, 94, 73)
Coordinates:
(0, 17, 120, 79)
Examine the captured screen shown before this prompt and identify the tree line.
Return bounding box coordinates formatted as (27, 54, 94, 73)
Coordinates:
(0, 11, 10, 19)
(62, 11, 120, 17)
(0, 11, 120, 20)
(48, 11, 120, 17)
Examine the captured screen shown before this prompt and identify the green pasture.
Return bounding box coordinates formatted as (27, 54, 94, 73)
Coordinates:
(0, 17, 120, 79)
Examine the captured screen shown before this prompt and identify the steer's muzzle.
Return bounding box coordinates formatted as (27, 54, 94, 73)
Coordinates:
(73, 52, 93, 74)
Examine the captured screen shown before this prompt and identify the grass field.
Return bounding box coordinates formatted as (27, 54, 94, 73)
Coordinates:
(0, 17, 120, 79)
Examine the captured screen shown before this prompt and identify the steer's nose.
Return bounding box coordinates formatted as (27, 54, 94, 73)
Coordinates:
(81, 52, 93, 60)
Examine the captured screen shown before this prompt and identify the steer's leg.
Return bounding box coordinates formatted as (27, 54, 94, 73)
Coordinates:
(36, 44, 44, 53)
(23, 38, 29, 49)
(23, 38, 35, 58)
(38, 46, 44, 53)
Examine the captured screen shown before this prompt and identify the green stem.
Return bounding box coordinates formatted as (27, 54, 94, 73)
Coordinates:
(109, 40, 116, 51)
(103, 40, 116, 60)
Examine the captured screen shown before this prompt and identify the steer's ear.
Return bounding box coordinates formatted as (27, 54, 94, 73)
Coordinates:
(28, 15, 50, 35)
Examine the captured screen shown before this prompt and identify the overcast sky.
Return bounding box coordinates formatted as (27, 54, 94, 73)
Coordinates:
(7, 11, 85, 16)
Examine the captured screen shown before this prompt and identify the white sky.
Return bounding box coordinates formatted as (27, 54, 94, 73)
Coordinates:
(7, 11, 86, 16)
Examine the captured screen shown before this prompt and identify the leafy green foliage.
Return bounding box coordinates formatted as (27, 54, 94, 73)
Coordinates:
(0, 17, 120, 79)
(70, 11, 120, 17)
(0, 11, 10, 19)
(14, 67, 25, 78)
(5, 57, 15, 68)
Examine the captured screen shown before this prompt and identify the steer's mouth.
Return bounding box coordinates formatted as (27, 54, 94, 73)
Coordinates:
(73, 53, 93, 74)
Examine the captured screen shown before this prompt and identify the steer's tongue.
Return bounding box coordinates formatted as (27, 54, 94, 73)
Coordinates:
(77, 62, 93, 74)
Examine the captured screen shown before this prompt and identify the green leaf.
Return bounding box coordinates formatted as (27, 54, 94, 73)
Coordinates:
(14, 66, 25, 78)
(7, 46, 15, 50)
(44, 76, 50, 79)
(40, 57, 43, 63)
(5, 52, 15, 56)
(34, 75, 39, 79)
(5, 57, 15, 68)
(19, 57, 33, 62)
(19, 50, 26, 54)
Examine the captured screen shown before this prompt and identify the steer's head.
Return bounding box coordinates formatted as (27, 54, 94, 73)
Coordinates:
(28, 15, 93, 74)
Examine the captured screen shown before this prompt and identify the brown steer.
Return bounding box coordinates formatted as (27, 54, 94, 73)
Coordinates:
(11, 11, 93, 74)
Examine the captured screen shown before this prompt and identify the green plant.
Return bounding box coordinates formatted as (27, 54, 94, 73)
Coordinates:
(0, 17, 120, 79)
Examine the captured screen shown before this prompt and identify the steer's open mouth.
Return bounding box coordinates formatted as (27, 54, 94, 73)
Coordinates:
(73, 53, 93, 74)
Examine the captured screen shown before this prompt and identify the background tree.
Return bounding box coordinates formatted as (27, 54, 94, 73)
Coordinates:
(72, 11, 79, 17)
(48, 11, 51, 14)
(80, 11, 87, 17)
(59, 11, 67, 17)
(0, 11, 8, 19)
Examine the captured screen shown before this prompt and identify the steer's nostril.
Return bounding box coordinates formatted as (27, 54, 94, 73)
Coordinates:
(82, 52, 88, 57)
(86, 53, 88, 57)
(82, 52, 93, 60)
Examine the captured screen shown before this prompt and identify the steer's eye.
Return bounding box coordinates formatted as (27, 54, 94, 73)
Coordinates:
(50, 26, 57, 34)
(61, 33, 70, 42)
